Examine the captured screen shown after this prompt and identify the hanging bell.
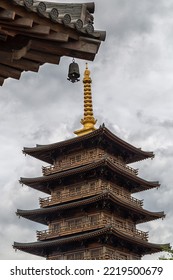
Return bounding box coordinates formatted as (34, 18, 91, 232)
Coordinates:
(67, 59, 80, 83)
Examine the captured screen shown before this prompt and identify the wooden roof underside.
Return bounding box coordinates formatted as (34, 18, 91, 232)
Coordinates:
(0, 0, 105, 86)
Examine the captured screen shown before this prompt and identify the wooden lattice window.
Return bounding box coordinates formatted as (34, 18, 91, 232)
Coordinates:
(66, 251, 84, 260)
(87, 181, 96, 192)
(76, 154, 82, 162)
(70, 156, 75, 164)
(52, 223, 60, 232)
(69, 186, 81, 196)
(90, 248, 101, 259)
(67, 217, 83, 229)
(88, 214, 99, 225)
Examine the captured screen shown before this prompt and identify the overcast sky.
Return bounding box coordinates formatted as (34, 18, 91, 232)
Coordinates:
(0, 0, 173, 260)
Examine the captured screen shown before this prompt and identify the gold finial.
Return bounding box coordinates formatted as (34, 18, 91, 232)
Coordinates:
(74, 63, 97, 136)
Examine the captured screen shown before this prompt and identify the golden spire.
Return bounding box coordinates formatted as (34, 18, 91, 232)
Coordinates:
(74, 63, 97, 136)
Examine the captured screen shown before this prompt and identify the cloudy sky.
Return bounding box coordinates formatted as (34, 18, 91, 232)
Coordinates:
(0, 0, 173, 260)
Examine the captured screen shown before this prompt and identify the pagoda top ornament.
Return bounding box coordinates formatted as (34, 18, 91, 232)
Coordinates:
(74, 64, 97, 136)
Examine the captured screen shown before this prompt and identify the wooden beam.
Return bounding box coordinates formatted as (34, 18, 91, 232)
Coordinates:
(1, 23, 51, 35)
(0, 64, 21, 79)
(30, 38, 98, 55)
(59, 39, 100, 54)
(0, 76, 4, 86)
(29, 31, 69, 42)
(1, 28, 69, 42)
(0, 49, 13, 61)
(13, 41, 31, 60)
(24, 50, 61, 64)
(0, 9, 15, 20)
(1, 58, 40, 72)
(0, 17, 33, 28)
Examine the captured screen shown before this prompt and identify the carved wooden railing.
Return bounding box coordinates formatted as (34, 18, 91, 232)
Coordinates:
(37, 218, 148, 241)
(42, 149, 138, 176)
(39, 182, 143, 208)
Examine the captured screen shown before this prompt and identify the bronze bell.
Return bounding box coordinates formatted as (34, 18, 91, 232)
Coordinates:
(67, 59, 80, 83)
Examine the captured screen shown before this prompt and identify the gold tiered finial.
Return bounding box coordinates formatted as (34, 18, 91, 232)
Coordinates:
(74, 63, 97, 136)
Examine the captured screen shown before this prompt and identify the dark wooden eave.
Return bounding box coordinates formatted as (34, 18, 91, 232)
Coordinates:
(23, 126, 154, 164)
(0, 0, 106, 86)
(13, 227, 169, 258)
(20, 158, 160, 194)
(16, 192, 165, 225)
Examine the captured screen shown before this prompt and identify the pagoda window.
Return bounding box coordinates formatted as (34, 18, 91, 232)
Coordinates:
(66, 251, 84, 260)
(55, 190, 61, 197)
(70, 156, 75, 165)
(87, 181, 97, 192)
(69, 186, 81, 196)
(90, 248, 102, 259)
(67, 217, 83, 229)
(88, 214, 99, 225)
(57, 160, 62, 167)
(89, 150, 95, 158)
(52, 222, 61, 232)
(76, 154, 82, 162)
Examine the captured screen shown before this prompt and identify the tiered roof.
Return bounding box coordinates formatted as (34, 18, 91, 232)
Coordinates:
(16, 192, 165, 225)
(14, 227, 168, 258)
(0, 0, 105, 85)
(23, 126, 154, 164)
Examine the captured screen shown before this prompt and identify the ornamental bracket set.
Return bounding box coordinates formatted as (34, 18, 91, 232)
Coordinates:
(0, 0, 106, 86)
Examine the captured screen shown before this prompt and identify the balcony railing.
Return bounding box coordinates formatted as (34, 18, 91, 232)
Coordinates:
(37, 219, 148, 241)
(39, 182, 143, 208)
(42, 150, 138, 177)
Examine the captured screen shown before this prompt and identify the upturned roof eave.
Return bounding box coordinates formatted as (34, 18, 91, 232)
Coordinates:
(20, 159, 160, 193)
(16, 192, 165, 225)
(13, 227, 169, 257)
(20, 158, 160, 194)
(23, 126, 154, 164)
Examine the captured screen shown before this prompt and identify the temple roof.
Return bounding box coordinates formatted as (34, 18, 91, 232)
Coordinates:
(13, 227, 169, 258)
(0, 0, 105, 86)
(20, 158, 160, 194)
(23, 126, 154, 164)
(16, 192, 165, 225)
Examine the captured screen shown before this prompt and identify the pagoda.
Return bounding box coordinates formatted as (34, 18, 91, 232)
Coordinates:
(13, 65, 168, 260)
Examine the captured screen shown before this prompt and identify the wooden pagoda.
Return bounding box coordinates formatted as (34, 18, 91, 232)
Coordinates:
(13, 65, 168, 260)
(0, 0, 105, 86)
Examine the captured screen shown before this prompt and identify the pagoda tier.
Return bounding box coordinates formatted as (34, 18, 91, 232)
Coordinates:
(16, 191, 165, 225)
(23, 126, 154, 164)
(14, 227, 169, 259)
(20, 158, 160, 194)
